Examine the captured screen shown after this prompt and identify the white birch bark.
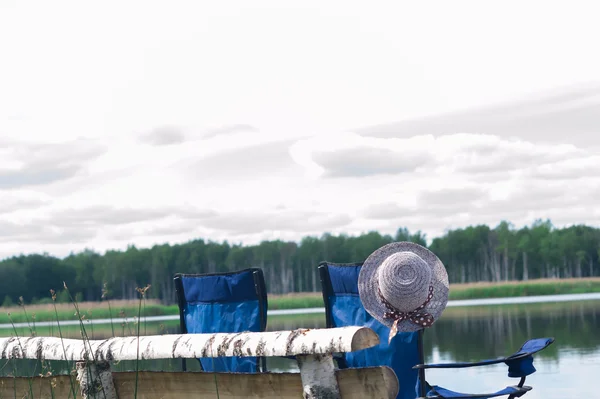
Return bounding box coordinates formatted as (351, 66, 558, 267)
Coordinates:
(0, 326, 378, 362)
(76, 361, 118, 399)
(297, 354, 340, 399)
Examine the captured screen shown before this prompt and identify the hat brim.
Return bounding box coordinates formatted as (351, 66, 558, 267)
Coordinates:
(358, 242, 449, 332)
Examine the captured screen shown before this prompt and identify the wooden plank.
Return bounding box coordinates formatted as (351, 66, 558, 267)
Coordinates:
(337, 366, 400, 399)
(110, 368, 398, 399)
(0, 367, 398, 399)
(0, 327, 379, 362)
(0, 375, 75, 398)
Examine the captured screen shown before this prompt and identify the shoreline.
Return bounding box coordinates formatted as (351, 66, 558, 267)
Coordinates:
(2, 291, 600, 331)
(1, 277, 599, 325)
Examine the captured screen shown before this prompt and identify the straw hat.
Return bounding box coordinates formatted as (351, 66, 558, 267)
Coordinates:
(358, 242, 449, 342)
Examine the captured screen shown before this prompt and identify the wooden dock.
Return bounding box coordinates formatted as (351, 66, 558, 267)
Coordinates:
(0, 326, 399, 399)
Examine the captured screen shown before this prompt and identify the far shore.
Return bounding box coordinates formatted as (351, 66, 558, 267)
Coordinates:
(1, 277, 599, 325)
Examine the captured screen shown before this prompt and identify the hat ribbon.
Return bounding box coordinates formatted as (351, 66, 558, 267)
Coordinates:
(378, 284, 435, 343)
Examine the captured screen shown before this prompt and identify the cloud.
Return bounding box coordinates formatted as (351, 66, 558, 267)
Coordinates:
(362, 186, 487, 220)
(0, 220, 97, 244)
(0, 138, 107, 189)
(359, 176, 599, 239)
(526, 155, 600, 181)
(0, 205, 216, 246)
(290, 133, 434, 179)
(138, 126, 186, 146)
(472, 181, 592, 218)
(0, 193, 50, 215)
(137, 124, 259, 147)
(357, 83, 600, 147)
(198, 209, 352, 235)
(434, 133, 581, 176)
(201, 124, 258, 139)
(419, 186, 487, 207)
(187, 140, 303, 181)
(106, 221, 204, 242)
(292, 131, 581, 181)
(20, 206, 352, 247)
(311, 147, 430, 177)
(362, 202, 411, 220)
(40, 205, 215, 228)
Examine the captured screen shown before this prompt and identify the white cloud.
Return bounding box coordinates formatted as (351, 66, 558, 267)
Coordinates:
(138, 126, 186, 146)
(198, 209, 352, 235)
(0, 138, 107, 189)
(0, 192, 51, 215)
(39, 205, 214, 227)
(361, 186, 487, 220)
(186, 140, 303, 181)
(201, 124, 258, 139)
(358, 84, 600, 147)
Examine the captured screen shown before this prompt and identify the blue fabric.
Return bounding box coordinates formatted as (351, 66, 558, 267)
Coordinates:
(503, 337, 553, 378)
(514, 338, 553, 355)
(182, 271, 258, 303)
(428, 385, 524, 398)
(325, 264, 421, 399)
(328, 264, 361, 295)
(179, 270, 265, 373)
(505, 356, 535, 378)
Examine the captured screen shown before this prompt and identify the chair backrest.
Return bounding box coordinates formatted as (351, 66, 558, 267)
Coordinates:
(319, 262, 426, 399)
(174, 268, 268, 373)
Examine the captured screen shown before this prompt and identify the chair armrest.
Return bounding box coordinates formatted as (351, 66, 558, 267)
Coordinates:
(414, 357, 507, 370)
(414, 337, 554, 375)
(424, 385, 532, 399)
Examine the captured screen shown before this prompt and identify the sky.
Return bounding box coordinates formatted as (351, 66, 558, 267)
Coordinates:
(1, 0, 600, 260)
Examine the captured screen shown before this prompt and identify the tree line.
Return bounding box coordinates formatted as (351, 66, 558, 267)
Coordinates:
(1, 219, 598, 306)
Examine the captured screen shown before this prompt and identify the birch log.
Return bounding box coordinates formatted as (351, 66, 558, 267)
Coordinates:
(0, 326, 378, 362)
(76, 361, 118, 399)
(297, 354, 341, 399)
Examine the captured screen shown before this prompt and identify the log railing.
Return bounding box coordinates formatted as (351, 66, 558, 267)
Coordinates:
(0, 326, 398, 399)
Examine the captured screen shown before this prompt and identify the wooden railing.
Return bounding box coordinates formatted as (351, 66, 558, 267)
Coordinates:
(0, 326, 399, 399)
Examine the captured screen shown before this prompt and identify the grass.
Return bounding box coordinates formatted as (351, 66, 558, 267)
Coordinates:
(448, 277, 600, 300)
(268, 292, 324, 310)
(0, 300, 178, 325)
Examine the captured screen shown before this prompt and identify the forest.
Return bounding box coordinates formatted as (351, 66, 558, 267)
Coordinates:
(0, 219, 598, 306)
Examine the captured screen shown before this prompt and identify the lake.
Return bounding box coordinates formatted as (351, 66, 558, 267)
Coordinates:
(266, 300, 600, 399)
(3, 298, 599, 398)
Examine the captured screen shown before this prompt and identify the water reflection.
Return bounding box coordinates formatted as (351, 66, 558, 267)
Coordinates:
(422, 300, 600, 399)
(425, 300, 600, 362)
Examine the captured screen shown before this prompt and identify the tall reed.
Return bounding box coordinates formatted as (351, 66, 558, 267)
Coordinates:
(50, 289, 77, 399)
(63, 282, 107, 399)
(101, 284, 115, 338)
(6, 312, 34, 398)
(133, 284, 151, 399)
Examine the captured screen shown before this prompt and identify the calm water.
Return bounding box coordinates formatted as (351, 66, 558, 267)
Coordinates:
(266, 300, 600, 399)
(3, 300, 599, 398)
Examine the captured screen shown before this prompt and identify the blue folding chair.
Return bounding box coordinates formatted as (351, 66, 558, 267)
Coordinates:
(174, 268, 268, 373)
(318, 261, 554, 399)
(319, 261, 425, 399)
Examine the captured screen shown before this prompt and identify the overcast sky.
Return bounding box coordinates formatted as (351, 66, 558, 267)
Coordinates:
(1, 1, 599, 260)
